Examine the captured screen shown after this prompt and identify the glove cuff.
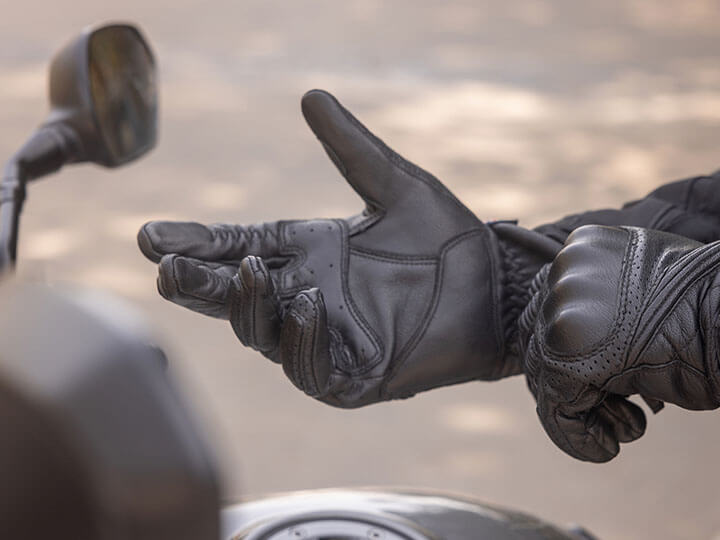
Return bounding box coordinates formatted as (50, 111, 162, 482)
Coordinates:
(489, 222, 562, 373)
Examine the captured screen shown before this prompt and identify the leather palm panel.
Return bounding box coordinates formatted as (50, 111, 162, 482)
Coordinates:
(277, 219, 381, 371)
(385, 229, 503, 396)
(347, 250, 437, 372)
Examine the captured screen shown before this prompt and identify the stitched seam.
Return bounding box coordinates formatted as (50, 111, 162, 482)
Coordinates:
(213, 222, 280, 259)
(287, 313, 304, 391)
(663, 321, 703, 374)
(629, 244, 720, 362)
(276, 219, 382, 373)
(347, 210, 383, 236)
(349, 250, 438, 265)
(337, 219, 384, 374)
(305, 295, 321, 395)
(701, 282, 720, 400)
(599, 358, 706, 394)
(249, 273, 258, 347)
(349, 246, 438, 263)
(381, 228, 495, 394)
(277, 221, 307, 286)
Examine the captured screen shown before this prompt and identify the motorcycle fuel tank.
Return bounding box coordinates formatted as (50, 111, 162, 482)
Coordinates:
(223, 489, 597, 540)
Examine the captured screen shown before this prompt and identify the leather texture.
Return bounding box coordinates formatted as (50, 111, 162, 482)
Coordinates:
(137, 88, 720, 408)
(520, 225, 720, 462)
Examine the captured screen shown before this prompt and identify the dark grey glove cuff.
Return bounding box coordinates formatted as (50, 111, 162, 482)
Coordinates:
(489, 222, 562, 373)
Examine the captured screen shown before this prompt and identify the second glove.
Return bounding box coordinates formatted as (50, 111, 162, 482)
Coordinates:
(520, 225, 720, 462)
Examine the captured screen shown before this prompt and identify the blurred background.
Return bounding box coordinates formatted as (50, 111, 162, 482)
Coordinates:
(1, 1, 720, 538)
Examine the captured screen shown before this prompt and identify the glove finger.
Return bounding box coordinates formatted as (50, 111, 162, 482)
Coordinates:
(542, 394, 646, 462)
(301, 89, 456, 212)
(229, 255, 282, 360)
(138, 221, 281, 263)
(595, 395, 646, 444)
(278, 288, 333, 398)
(540, 400, 620, 463)
(157, 254, 235, 319)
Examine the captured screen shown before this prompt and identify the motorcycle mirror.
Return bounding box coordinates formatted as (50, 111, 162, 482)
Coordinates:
(0, 23, 157, 271)
(46, 22, 157, 168)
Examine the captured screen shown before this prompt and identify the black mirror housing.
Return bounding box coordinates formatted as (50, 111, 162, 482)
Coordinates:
(46, 23, 157, 167)
(0, 23, 159, 273)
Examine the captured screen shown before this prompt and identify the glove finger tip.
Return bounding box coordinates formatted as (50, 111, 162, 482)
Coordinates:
(602, 396, 647, 443)
(549, 407, 620, 463)
(301, 89, 336, 121)
(137, 221, 164, 263)
(157, 253, 184, 300)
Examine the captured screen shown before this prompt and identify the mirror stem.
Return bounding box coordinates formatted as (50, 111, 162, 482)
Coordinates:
(16, 125, 79, 181)
(0, 126, 78, 274)
(0, 160, 26, 274)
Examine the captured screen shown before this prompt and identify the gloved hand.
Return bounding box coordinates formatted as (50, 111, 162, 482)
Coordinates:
(138, 89, 564, 407)
(519, 225, 720, 462)
(138, 88, 720, 408)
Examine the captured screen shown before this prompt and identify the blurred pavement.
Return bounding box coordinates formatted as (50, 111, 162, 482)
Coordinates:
(1, 1, 720, 538)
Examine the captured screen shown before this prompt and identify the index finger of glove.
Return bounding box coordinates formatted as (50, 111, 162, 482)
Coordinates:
(138, 221, 281, 263)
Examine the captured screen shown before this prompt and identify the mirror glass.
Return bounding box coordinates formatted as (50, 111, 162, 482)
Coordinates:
(88, 26, 157, 163)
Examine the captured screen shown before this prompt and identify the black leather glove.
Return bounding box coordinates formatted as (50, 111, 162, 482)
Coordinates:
(138, 88, 720, 408)
(520, 225, 720, 462)
(138, 89, 564, 407)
